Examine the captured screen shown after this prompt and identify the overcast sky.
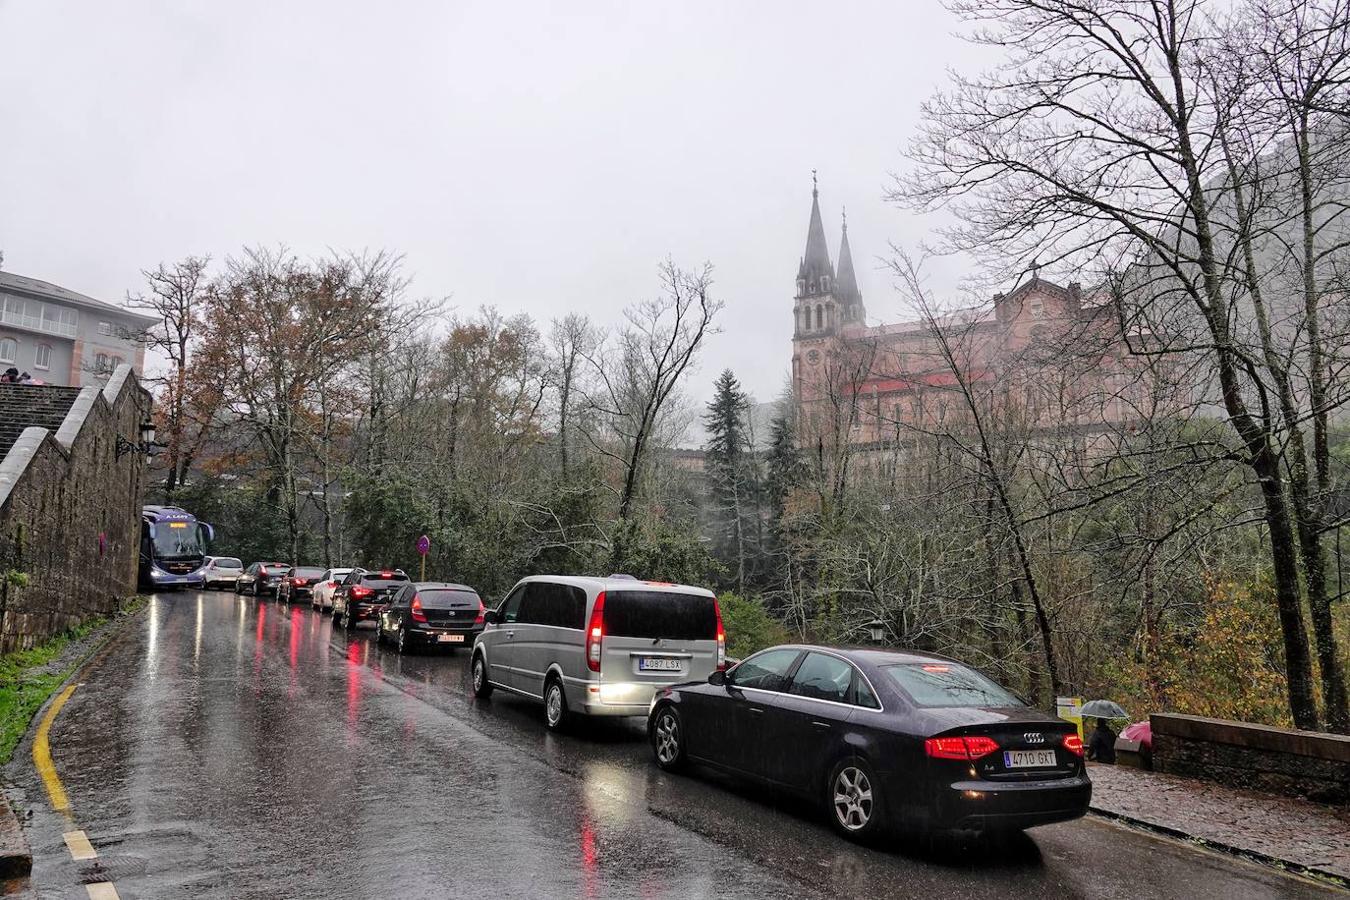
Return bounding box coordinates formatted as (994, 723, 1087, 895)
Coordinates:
(0, 0, 975, 409)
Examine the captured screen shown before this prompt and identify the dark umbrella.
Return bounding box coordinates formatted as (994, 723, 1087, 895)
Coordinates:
(1080, 699, 1129, 719)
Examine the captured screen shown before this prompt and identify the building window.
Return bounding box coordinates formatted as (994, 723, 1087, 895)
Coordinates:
(822, 275, 831, 292)
(34, 343, 50, 370)
(111, 355, 124, 369)
(1029, 298, 1044, 319)
(95, 352, 110, 373)
(0, 337, 15, 363)
(815, 304, 823, 330)
(98, 321, 112, 335)
(797, 279, 805, 296)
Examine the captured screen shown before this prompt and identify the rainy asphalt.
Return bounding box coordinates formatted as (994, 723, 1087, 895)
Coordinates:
(4, 593, 1340, 899)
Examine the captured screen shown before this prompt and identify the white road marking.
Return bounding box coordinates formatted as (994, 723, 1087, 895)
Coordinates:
(62, 829, 97, 861)
(86, 883, 120, 900)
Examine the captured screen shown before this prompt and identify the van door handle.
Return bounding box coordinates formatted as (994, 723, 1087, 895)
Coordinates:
(504, 631, 514, 639)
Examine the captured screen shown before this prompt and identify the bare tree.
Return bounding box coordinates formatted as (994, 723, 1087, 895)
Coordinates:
(582, 260, 722, 524)
(899, 0, 1350, 730)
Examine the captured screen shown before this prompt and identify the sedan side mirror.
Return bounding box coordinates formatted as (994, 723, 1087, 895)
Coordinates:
(708, 670, 727, 687)
(483, 610, 500, 625)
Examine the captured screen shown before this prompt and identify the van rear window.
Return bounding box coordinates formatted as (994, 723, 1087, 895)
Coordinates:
(603, 591, 716, 640)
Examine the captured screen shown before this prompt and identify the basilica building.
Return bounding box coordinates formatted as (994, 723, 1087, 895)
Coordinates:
(790, 182, 1152, 453)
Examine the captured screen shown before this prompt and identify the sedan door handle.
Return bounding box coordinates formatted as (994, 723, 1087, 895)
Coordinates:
(811, 720, 832, 731)
(748, 707, 765, 716)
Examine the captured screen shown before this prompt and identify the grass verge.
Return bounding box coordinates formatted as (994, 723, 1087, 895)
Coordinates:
(0, 596, 147, 766)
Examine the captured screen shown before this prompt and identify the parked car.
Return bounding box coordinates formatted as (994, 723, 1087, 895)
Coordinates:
(311, 568, 354, 611)
(202, 556, 243, 589)
(646, 646, 1090, 840)
(235, 562, 289, 597)
(332, 568, 409, 629)
(470, 575, 725, 732)
(276, 566, 327, 603)
(376, 582, 486, 653)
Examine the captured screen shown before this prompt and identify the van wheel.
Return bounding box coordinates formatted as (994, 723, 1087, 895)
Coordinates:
(827, 757, 885, 840)
(544, 678, 569, 732)
(471, 654, 493, 698)
(651, 705, 687, 772)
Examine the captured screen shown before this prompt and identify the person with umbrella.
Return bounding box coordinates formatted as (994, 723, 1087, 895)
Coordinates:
(1080, 699, 1129, 764)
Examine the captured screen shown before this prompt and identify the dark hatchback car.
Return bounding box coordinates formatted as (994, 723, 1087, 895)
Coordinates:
(648, 646, 1089, 840)
(332, 568, 409, 629)
(235, 562, 289, 597)
(376, 582, 485, 653)
(276, 566, 326, 603)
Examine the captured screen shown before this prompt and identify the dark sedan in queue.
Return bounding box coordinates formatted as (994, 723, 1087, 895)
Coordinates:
(647, 645, 1090, 840)
(376, 582, 486, 653)
(276, 566, 326, 603)
(332, 568, 409, 629)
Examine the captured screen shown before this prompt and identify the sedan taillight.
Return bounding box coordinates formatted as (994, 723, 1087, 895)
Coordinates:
(1063, 734, 1084, 756)
(925, 735, 1000, 760)
(350, 585, 374, 600)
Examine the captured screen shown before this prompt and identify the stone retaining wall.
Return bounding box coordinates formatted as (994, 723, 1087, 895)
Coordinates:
(1151, 713, 1350, 805)
(0, 366, 150, 652)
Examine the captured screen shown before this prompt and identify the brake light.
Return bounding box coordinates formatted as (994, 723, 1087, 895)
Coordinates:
(350, 585, 374, 600)
(1063, 734, 1084, 756)
(586, 591, 606, 672)
(712, 596, 727, 671)
(474, 601, 485, 625)
(411, 595, 428, 623)
(292, 577, 307, 586)
(380, 570, 395, 578)
(925, 735, 1000, 760)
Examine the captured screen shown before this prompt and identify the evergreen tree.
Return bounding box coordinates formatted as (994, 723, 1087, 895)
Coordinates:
(703, 369, 757, 592)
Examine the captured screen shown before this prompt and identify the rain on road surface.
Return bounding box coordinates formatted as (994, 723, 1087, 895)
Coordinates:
(5, 593, 1339, 899)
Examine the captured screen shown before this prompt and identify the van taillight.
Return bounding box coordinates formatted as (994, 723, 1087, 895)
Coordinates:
(586, 591, 606, 672)
(712, 596, 727, 671)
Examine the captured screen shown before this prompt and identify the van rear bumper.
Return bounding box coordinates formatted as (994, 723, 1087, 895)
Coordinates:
(575, 681, 664, 717)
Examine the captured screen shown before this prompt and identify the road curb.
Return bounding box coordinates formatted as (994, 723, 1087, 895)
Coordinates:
(1088, 805, 1349, 891)
(0, 791, 30, 878)
(0, 599, 145, 881)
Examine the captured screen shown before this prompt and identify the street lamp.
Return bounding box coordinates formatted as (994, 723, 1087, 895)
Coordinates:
(865, 618, 887, 644)
(114, 421, 162, 461)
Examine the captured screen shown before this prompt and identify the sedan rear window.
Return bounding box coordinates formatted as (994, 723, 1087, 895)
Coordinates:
(884, 663, 1024, 709)
(419, 589, 481, 609)
(603, 591, 716, 640)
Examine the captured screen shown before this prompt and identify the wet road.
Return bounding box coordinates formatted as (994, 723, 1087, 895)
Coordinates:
(5, 593, 1339, 899)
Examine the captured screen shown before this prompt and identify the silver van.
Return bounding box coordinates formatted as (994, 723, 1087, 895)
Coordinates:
(471, 575, 725, 730)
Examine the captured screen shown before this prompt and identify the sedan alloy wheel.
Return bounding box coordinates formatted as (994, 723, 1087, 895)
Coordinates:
(832, 764, 874, 834)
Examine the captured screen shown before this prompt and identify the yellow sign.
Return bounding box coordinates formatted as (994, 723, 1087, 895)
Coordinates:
(168, 522, 188, 528)
(1056, 695, 1085, 740)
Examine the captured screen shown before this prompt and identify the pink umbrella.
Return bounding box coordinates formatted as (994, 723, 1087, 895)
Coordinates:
(1121, 720, 1152, 750)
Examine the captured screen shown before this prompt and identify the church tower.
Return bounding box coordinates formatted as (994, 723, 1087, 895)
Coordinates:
(835, 209, 865, 326)
(792, 174, 848, 429)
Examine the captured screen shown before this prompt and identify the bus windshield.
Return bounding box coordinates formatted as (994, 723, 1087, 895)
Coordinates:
(152, 522, 205, 558)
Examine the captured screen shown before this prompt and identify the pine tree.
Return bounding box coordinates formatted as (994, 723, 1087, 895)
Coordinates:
(703, 369, 756, 592)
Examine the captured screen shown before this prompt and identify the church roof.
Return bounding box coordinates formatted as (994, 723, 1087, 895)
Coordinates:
(797, 177, 834, 284)
(836, 211, 861, 306)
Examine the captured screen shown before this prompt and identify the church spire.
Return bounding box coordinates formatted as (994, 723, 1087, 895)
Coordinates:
(796, 170, 834, 297)
(836, 207, 864, 323)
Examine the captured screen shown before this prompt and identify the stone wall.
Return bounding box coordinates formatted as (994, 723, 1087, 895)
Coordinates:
(0, 365, 150, 652)
(1152, 713, 1350, 805)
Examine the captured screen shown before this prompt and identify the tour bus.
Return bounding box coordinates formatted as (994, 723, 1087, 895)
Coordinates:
(139, 505, 215, 590)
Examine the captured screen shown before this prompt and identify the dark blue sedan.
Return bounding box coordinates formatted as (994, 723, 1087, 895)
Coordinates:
(647, 645, 1091, 839)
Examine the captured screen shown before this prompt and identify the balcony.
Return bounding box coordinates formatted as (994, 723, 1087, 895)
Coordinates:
(1, 295, 78, 339)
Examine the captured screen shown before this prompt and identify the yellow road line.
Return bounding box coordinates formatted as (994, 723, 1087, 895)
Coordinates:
(32, 682, 78, 813)
(86, 883, 120, 900)
(63, 829, 97, 860)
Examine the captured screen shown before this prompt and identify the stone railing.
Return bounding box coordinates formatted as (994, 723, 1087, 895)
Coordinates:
(0, 365, 150, 652)
(1151, 713, 1350, 805)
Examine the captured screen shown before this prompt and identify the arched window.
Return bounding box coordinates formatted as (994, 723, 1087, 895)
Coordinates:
(822, 275, 831, 291)
(111, 355, 125, 370)
(815, 305, 823, 329)
(796, 279, 805, 296)
(0, 337, 15, 363)
(34, 343, 51, 370)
